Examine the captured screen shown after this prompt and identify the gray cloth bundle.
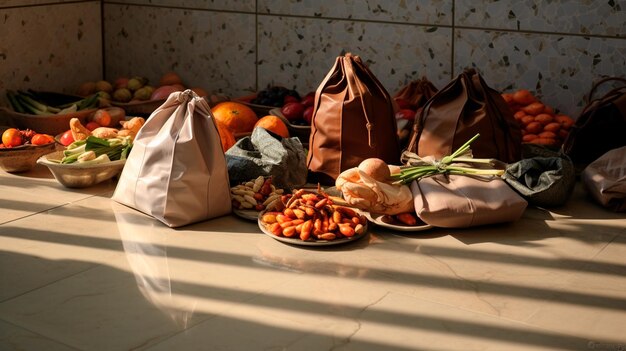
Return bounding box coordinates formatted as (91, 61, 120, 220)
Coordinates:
(225, 127, 308, 190)
(503, 145, 576, 208)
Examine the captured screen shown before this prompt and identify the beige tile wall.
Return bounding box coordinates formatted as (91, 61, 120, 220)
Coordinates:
(1, 0, 624, 120)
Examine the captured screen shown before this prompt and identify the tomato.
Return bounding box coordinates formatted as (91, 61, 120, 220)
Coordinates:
(2, 128, 23, 147)
(31, 134, 55, 146)
(85, 121, 101, 131)
(59, 130, 75, 146)
(395, 109, 416, 121)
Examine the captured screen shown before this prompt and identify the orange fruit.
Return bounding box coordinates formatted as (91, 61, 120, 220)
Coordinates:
(211, 101, 258, 134)
(2, 128, 23, 147)
(159, 72, 183, 87)
(254, 115, 290, 138)
(214, 120, 236, 152)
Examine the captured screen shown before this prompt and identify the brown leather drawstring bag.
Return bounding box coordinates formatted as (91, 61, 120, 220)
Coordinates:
(307, 53, 400, 184)
(407, 68, 522, 163)
(563, 77, 626, 172)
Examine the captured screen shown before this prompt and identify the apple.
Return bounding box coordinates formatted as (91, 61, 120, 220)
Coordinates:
(395, 109, 416, 121)
(303, 106, 314, 124)
(281, 102, 305, 121)
(301, 92, 315, 107)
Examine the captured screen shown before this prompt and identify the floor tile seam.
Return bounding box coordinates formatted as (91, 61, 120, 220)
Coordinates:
(0, 263, 102, 305)
(387, 290, 621, 345)
(0, 317, 85, 351)
(140, 274, 305, 350)
(0, 191, 113, 226)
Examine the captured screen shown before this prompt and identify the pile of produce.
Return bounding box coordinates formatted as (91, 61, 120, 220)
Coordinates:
(6, 90, 101, 115)
(247, 85, 316, 126)
(60, 135, 132, 165)
(76, 72, 218, 104)
(259, 187, 367, 241)
(230, 176, 284, 212)
(1, 128, 54, 148)
(57, 114, 144, 147)
(502, 89, 575, 148)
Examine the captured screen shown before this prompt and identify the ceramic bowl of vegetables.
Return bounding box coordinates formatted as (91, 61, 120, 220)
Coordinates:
(0, 127, 57, 173)
(36, 135, 132, 188)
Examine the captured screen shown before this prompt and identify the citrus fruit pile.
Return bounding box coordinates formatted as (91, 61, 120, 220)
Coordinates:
(211, 101, 291, 152)
(502, 89, 574, 148)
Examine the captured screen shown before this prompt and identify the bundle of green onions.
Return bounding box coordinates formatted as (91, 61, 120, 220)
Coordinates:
(390, 134, 505, 185)
(61, 136, 133, 164)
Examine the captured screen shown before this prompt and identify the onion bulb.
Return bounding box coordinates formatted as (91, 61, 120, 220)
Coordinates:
(358, 158, 391, 182)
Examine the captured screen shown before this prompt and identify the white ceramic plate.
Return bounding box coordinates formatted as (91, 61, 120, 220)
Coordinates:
(233, 208, 261, 221)
(258, 213, 368, 246)
(364, 212, 433, 232)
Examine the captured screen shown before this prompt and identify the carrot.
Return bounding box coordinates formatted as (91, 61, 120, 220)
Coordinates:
(532, 138, 557, 146)
(555, 114, 574, 124)
(525, 121, 542, 134)
(513, 89, 536, 105)
(520, 115, 534, 125)
(534, 113, 554, 125)
(523, 134, 538, 142)
(543, 122, 561, 132)
(501, 93, 514, 104)
(539, 131, 557, 139)
(514, 110, 526, 120)
(522, 102, 545, 116)
(558, 129, 570, 139)
(396, 213, 418, 226)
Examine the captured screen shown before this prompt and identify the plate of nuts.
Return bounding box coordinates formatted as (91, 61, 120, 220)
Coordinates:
(258, 187, 368, 246)
(230, 176, 284, 221)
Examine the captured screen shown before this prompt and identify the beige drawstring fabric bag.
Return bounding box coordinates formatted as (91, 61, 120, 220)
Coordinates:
(113, 90, 231, 227)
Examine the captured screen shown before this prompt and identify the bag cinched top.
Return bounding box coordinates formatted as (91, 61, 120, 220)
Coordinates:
(307, 53, 400, 185)
(113, 90, 232, 228)
(407, 68, 522, 164)
(563, 77, 626, 171)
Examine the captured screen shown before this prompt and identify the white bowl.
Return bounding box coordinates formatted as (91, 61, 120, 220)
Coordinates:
(37, 150, 126, 188)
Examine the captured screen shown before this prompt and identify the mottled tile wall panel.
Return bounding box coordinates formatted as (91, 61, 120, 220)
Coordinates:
(456, 0, 625, 37)
(101, 0, 255, 12)
(257, 15, 452, 95)
(455, 29, 626, 116)
(259, 0, 453, 25)
(0, 1, 101, 106)
(0, 0, 82, 8)
(103, 4, 256, 97)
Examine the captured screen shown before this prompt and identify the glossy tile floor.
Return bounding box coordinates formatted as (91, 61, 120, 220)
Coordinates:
(1, 165, 625, 351)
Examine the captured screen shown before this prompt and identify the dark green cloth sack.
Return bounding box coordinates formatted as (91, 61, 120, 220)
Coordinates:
(225, 127, 308, 189)
(503, 145, 576, 208)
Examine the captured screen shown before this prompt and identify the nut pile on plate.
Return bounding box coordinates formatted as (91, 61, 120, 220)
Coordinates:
(260, 188, 367, 241)
(230, 176, 283, 211)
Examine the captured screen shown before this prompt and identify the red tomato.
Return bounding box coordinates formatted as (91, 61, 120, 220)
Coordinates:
(85, 121, 101, 131)
(59, 130, 75, 146)
(31, 134, 54, 146)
